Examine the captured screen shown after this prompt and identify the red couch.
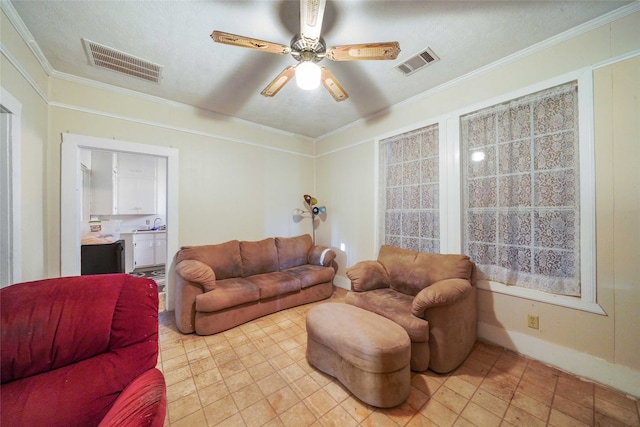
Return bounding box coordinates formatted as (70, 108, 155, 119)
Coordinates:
(1, 274, 166, 426)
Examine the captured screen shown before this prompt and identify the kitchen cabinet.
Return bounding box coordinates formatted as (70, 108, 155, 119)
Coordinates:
(90, 152, 158, 215)
(89, 150, 116, 215)
(133, 232, 166, 269)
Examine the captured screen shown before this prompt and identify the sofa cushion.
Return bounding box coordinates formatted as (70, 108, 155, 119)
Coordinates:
(176, 240, 242, 280)
(244, 272, 301, 299)
(282, 265, 335, 289)
(275, 234, 312, 270)
(176, 260, 217, 291)
(346, 289, 429, 343)
(377, 245, 472, 296)
(195, 278, 260, 312)
(240, 238, 279, 277)
(346, 261, 390, 292)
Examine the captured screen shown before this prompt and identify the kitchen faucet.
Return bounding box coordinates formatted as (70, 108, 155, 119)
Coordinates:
(153, 218, 162, 229)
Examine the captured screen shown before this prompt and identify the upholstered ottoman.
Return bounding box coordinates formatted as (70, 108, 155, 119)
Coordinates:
(306, 303, 411, 408)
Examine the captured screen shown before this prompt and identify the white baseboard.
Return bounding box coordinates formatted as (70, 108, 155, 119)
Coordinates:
(478, 321, 640, 398)
(333, 275, 350, 290)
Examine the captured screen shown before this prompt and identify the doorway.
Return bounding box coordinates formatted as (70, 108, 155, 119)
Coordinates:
(61, 133, 178, 310)
(0, 87, 22, 288)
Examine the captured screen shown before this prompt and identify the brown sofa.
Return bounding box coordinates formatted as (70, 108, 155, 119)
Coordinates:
(175, 234, 336, 335)
(345, 245, 476, 373)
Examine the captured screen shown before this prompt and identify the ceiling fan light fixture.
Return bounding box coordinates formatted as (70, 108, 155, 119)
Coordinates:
(295, 61, 321, 90)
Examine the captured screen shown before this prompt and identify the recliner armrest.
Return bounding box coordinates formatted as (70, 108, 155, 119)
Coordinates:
(346, 260, 390, 292)
(98, 368, 166, 427)
(308, 246, 336, 267)
(411, 278, 472, 317)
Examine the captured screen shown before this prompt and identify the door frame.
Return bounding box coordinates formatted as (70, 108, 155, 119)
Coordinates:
(61, 133, 179, 310)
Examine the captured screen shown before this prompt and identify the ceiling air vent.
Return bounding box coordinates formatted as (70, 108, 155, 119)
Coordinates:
(395, 47, 439, 77)
(82, 39, 162, 84)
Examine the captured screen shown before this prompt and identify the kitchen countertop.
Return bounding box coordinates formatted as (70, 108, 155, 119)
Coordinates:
(121, 230, 167, 234)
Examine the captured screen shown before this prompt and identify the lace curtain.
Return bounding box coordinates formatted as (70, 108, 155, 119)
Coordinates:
(379, 124, 440, 253)
(461, 81, 580, 296)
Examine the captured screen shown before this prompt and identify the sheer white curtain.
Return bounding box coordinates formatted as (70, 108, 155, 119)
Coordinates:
(461, 81, 580, 296)
(379, 124, 440, 253)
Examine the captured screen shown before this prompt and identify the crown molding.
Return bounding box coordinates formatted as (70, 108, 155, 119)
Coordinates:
(0, 1, 54, 75)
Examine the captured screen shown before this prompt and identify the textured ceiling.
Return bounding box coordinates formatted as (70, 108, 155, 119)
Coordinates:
(8, 0, 634, 138)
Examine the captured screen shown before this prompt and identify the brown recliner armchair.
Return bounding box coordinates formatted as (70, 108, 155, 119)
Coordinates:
(345, 245, 477, 373)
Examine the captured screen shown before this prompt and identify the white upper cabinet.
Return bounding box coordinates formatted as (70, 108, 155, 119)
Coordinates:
(90, 152, 158, 216)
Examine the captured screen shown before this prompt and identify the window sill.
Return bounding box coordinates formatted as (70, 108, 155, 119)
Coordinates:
(476, 280, 606, 315)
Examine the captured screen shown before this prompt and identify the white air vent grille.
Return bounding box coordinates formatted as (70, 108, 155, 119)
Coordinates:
(395, 47, 439, 77)
(82, 39, 162, 84)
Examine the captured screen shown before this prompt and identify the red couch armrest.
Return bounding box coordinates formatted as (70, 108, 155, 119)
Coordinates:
(99, 368, 166, 427)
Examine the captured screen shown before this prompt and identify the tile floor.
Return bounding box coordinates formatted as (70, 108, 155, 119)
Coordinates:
(157, 288, 640, 426)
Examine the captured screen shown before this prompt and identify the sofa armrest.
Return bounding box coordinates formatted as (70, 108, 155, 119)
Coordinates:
(346, 260, 390, 292)
(308, 246, 336, 267)
(176, 260, 217, 291)
(98, 368, 166, 427)
(411, 278, 472, 317)
(175, 260, 211, 334)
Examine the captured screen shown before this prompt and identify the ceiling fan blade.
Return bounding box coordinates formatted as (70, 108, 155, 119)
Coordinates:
(261, 66, 296, 97)
(300, 0, 326, 41)
(320, 66, 348, 102)
(211, 31, 291, 55)
(327, 42, 401, 61)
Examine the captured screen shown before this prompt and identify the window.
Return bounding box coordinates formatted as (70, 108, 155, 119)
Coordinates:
(379, 124, 440, 252)
(375, 70, 601, 312)
(461, 81, 580, 297)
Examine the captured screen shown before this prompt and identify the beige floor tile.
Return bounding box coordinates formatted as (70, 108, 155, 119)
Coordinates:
(267, 384, 301, 415)
(595, 384, 638, 412)
(552, 394, 593, 425)
(470, 388, 509, 418)
(595, 396, 640, 426)
(548, 408, 591, 427)
(166, 378, 197, 403)
(231, 383, 265, 411)
(432, 385, 468, 414)
(318, 404, 359, 427)
(460, 401, 502, 427)
(167, 392, 201, 424)
(257, 372, 287, 396)
(382, 400, 419, 425)
(303, 388, 338, 418)
(224, 369, 254, 393)
(444, 375, 478, 399)
(240, 398, 277, 426)
(503, 404, 547, 427)
(555, 374, 594, 409)
(510, 391, 551, 422)
(410, 373, 443, 398)
(202, 394, 238, 426)
(339, 395, 375, 423)
(169, 409, 207, 427)
(420, 398, 459, 427)
(197, 379, 230, 407)
(360, 410, 401, 427)
(517, 378, 554, 406)
(279, 400, 317, 427)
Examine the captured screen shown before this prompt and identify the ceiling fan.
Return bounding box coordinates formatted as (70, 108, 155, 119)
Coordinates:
(211, 0, 401, 102)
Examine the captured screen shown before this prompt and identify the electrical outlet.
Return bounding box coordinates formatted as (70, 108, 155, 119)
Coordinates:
(527, 315, 539, 329)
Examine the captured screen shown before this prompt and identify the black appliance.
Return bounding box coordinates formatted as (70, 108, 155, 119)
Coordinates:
(81, 240, 125, 275)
